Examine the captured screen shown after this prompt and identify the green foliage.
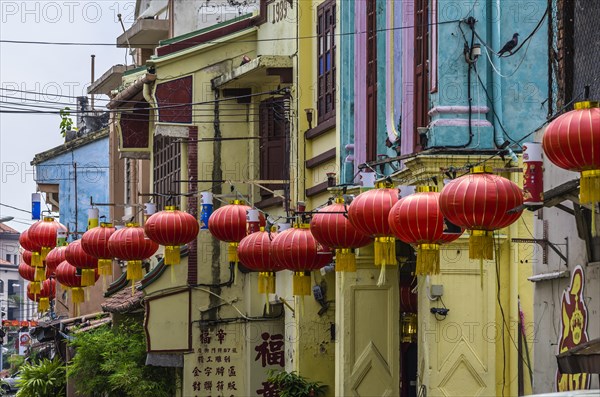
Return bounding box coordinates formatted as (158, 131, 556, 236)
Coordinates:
(59, 107, 74, 138)
(15, 358, 66, 397)
(266, 369, 327, 397)
(68, 320, 176, 397)
(7, 354, 25, 375)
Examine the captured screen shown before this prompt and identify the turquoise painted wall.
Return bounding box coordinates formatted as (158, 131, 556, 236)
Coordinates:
(34, 136, 110, 237)
(340, 0, 355, 185)
(428, 0, 548, 150)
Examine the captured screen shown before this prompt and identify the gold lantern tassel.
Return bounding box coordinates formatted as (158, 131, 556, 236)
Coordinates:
(31, 252, 42, 267)
(81, 269, 96, 287)
(98, 259, 113, 276)
(416, 244, 440, 275)
(293, 271, 312, 296)
(38, 297, 50, 313)
(228, 242, 239, 263)
(375, 237, 396, 287)
(34, 266, 46, 282)
(30, 281, 41, 295)
(258, 272, 267, 294)
(40, 246, 52, 261)
(72, 287, 85, 303)
(592, 203, 597, 237)
(127, 260, 143, 281)
(165, 245, 181, 265)
(580, 170, 600, 204)
(469, 230, 494, 260)
(336, 248, 356, 272)
(266, 272, 276, 294)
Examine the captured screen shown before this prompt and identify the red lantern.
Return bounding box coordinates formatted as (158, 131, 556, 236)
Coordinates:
(238, 228, 280, 294)
(543, 101, 600, 204)
(271, 225, 333, 296)
(81, 223, 116, 276)
(439, 167, 523, 260)
(65, 240, 98, 287)
(208, 200, 265, 263)
(347, 181, 399, 284)
(389, 186, 445, 275)
(19, 261, 35, 281)
(56, 260, 97, 304)
(19, 229, 42, 267)
(45, 246, 67, 279)
(108, 224, 158, 281)
(27, 279, 56, 312)
(310, 197, 372, 272)
(28, 217, 63, 260)
(145, 206, 199, 265)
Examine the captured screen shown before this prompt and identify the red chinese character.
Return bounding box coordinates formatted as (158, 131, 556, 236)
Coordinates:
(254, 332, 285, 367)
(200, 330, 212, 344)
(227, 381, 237, 391)
(204, 381, 213, 391)
(228, 366, 236, 377)
(257, 381, 280, 397)
(216, 329, 227, 345)
(216, 380, 224, 391)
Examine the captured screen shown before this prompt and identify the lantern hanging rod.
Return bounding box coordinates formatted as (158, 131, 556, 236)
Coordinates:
(89, 197, 144, 208)
(174, 136, 263, 143)
(138, 192, 195, 198)
(174, 179, 290, 184)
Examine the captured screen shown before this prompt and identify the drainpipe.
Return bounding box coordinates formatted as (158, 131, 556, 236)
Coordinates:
(491, 1, 518, 165)
(492, 3, 518, 393)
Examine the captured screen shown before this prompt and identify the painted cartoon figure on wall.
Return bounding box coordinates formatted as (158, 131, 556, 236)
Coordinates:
(556, 265, 591, 391)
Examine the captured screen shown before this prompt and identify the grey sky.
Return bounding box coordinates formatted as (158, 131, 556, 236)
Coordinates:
(0, 0, 134, 231)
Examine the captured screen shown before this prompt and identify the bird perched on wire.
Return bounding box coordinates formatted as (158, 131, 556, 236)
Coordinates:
(498, 33, 519, 56)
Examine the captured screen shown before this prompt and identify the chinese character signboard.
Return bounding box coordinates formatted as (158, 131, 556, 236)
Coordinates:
(249, 321, 285, 397)
(189, 324, 244, 397)
(186, 321, 285, 396)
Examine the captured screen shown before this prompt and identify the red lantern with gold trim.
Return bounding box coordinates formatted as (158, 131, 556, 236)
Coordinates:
(208, 200, 265, 263)
(389, 186, 445, 275)
(271, 225, 333, 296)
(310, 197, 372, 272)
(20, 251, 41, 294)
(145, 206, 199, 266)
(108, 224, 158, 282)
(543, 101, 600, 204)
(28, 217, 63, 260)
(238, 227, 280, 294)
(45, 246, 67, 279)
(19, 229, 42, 268)
(65, 240, 98, 287)
(439, 167, 523, 260)
(81, 223, 116, 276)
(347, 181, 399, 284)
(56, 260, 97, 305)
(27, 279, 56, 312)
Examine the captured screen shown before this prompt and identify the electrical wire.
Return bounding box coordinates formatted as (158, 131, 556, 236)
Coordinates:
(0, 203, 32, 214)
(0, 19, 462, 47)
(472, 64, 521, 147)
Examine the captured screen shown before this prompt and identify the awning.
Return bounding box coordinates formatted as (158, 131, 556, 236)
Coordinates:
(211, 55, 293, 89)
(557, 337, 600, 374)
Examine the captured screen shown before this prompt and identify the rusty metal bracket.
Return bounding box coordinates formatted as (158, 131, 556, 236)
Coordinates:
(511, 237, 568, 266)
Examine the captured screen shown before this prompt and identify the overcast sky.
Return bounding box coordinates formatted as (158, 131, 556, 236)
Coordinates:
(0, 0, 134, 231)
